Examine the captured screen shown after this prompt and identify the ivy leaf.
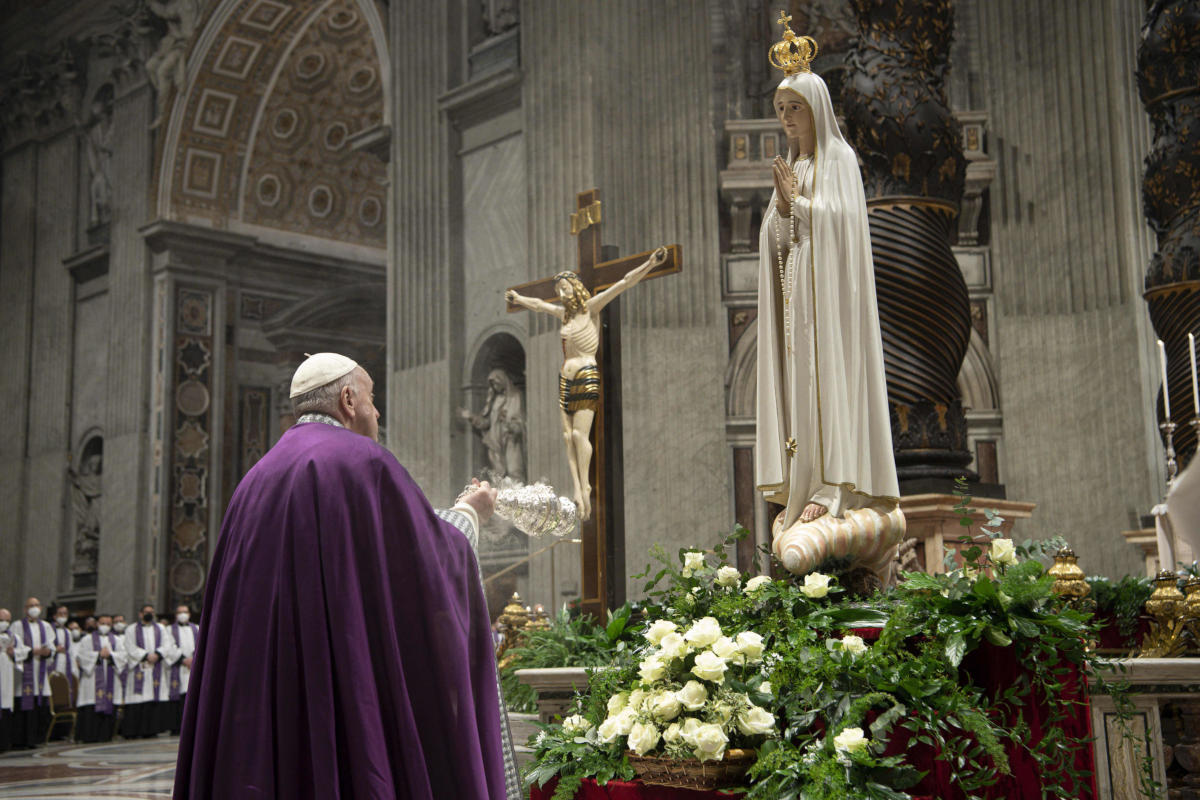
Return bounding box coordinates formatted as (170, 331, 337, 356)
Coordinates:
(946, 632, 967, 667)
(983, 626, 1013, 647)
(901, 572, 944, 591)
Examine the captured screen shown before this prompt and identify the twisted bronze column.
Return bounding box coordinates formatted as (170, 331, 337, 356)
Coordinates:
(842, 0, 972, 484)
(1140, 0, 1200, 471)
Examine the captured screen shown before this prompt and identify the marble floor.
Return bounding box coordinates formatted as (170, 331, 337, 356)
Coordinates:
(0, 738, 176, 799)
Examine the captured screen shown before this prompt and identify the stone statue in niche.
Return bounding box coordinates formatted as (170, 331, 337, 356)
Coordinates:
(145, 0, 201, 129)
(81, 88, 114, 227)
(69, 445, 103, 584)
(481, 0, 519, 36)
(458, 368, 526, 487)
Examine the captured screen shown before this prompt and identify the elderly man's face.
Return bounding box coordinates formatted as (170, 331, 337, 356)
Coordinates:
(348, 368, 380, 442)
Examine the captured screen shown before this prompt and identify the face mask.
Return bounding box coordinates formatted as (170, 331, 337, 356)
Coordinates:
(55, 616, 67, 627)
(27, 607, 41, 619)
(0, 621, 9, 633)
(98, 625, 111, 635)
(142, 612, 154, 623)
(176, 612, 190, 624)
(113, 622, 126, 633)
(70, 629, 81, 641)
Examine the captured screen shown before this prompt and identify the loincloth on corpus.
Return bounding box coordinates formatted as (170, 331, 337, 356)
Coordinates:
(559, 366, 601, 414)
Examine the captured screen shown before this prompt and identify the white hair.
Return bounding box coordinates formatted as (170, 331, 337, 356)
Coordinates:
(292, 371, 356, 416)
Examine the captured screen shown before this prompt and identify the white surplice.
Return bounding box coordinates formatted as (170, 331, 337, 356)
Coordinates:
(163, 623, 198, 696)
(12, 620, 53, 700)
(0, 629, 17, 711)
(123, 622, 170, 703)
(76, 632, 127, 708)
(756, 69, 900, 527)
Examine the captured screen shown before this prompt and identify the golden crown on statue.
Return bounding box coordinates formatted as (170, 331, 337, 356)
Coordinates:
(769, 10, 818, 75)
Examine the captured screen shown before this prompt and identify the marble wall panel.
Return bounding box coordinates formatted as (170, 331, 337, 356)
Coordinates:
(71, 291, 111, 447)
(390, 360, 453, 506)
(95, 432, 143, 617)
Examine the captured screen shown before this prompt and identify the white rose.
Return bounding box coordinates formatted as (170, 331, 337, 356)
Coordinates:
(644, 619, 678, 645)
(628, 721, 661, 756)
(597, 715, 623, 743)
(678, 717, 704, 745)
(639, 655, 668, 683)
(607, 692, 629, 716)
(690, 722, 729, 762)
(561, 714, 591, 736)
(708, 700, 734, 725)
(759, 681, 773, 696)
(736, 630, 765, 663)
(712, 636, 743, 664)
(833, 726, 869, 755)
(628, 689, 648, 712)
(684, 617, 722, 648)
(662, 722, 683, 744)
(614, 707, 637, 735)
(683, 550, 706, 575)
(658, 631, 688, 660)
(990, 538, 1017, 566)
(648, 691, 682, 722)
(716, 565, 740, 587)
(691, 650, 729, 683)
(800, 572, 833, 598)
(676, 680, 708, 711)
(744, 575, 772, 593)
(736, 705, 777, 736)
(839, 635, 868, 656)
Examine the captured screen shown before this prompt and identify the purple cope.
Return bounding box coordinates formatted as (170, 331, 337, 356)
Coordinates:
(173, 422, 509, 799)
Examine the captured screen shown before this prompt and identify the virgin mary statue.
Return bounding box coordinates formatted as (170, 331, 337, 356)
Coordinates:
(756, 16, 903, 579)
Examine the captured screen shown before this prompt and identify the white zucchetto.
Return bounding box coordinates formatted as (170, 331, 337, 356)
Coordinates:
(289, 353, 358, 398)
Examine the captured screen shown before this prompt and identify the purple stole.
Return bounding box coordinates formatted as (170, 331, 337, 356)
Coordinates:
(55, 626, 75, 703)
(19, 620, 50, 711)
(91, 631, 117, 715)
(169, 622, 198, 701)
(134, 624, 163, 698)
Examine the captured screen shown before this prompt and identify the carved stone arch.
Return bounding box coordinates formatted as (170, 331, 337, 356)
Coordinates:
(957, 329, 1000, 412)
(155, 0, 388, 247)
(725, 317, 758, 420)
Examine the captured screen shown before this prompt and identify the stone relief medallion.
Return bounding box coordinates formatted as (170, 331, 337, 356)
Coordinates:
(176, 379, 211, 416)
(256, 173, 283, 207)
(169, 558, 205, 595)
(308, 184, 335, 218)
(271, 108, 299, 139)
(177, 290, 212, 335)
(347, 66, 377, 95)
(294, 49, 327, 81)
(172, 518, 206, 554)
(322, 121, 349, 151)
(359, 196, 382, 227)
(175, 420, 210, 459)
(178, 469, 205, 502)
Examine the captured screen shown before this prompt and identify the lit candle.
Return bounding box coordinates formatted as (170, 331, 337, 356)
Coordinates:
(1190, 332, 1198, 416)
(1159, 339, 1171, 419)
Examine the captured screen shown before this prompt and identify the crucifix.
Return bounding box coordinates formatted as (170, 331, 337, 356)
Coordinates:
(505, 188, 682, 618)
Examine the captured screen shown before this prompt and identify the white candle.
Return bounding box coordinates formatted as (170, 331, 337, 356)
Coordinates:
(1190, 332, 1198, 416)
(1159, 339, 1171, 419)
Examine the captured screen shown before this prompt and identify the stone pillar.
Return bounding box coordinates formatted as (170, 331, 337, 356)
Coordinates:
(842, 0, 974, 488)
(1139, 1, 1200, 472)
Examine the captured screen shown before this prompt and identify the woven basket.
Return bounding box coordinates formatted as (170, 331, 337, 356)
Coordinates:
(626, 748, 756, 790)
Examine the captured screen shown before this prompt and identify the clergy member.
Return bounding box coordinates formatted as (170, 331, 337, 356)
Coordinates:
(123, 603, 169, 738)
(11, 597, 53, 748)
(51, 605, 76, 708)
(76, 613, 126, 742)
(163, 604, 198, 735)
(0, 608, 14, 752)
(175, 353, 517, 800)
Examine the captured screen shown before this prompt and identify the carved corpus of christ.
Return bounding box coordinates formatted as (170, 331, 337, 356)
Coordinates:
(505, 246, 668, 520)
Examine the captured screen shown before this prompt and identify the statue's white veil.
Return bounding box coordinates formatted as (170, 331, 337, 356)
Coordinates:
(756, 71, 899, 508)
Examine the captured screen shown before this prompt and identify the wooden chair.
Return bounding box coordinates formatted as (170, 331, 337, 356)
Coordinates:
(44, 670, 77, 744)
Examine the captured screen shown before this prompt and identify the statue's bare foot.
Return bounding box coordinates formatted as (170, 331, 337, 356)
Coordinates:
(581, 485, 592, 520)
(800, 502, 828, 523)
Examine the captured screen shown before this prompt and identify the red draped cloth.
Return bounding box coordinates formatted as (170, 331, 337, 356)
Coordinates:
(530, 779, 933, 800)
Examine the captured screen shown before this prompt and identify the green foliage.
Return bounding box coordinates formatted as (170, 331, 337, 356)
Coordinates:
(1086, 575, 1153, 643)
(525, 509, 1140, 799)
(500, 604, 639, 713)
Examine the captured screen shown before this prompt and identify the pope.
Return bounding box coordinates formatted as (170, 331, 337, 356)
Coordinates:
(173, 353, 516, 799)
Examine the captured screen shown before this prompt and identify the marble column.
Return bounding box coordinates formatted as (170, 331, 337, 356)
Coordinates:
(96, 85, 154, 616)
(1139, 0, 1200, 473)
(842, 0, 973, 487)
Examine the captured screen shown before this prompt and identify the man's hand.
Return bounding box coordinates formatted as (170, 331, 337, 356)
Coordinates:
(461, 479, 498, 524)
(100, 648, 111, 659)
(37, 645, 52, 658)
(5, 645, 13, 657)
(183, 657, 193, 669)
(56, 644, 66, 654)
(146, 652, 159, 664)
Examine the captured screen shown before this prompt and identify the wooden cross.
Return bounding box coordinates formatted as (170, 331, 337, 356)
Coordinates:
(507, 188, 682, 618)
